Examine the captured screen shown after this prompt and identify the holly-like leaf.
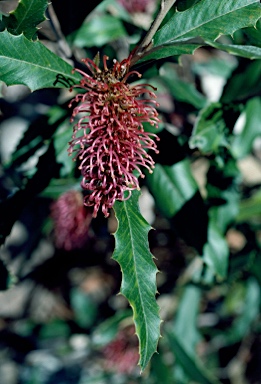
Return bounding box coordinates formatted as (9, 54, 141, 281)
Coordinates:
(0, 30, 81, 91)
(154, 0, 261, 46)
(112, 190, 161, 371)
(3, 0, 48, 40)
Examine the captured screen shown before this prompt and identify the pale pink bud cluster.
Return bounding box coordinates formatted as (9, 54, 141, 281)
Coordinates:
(50, 190, 92, 250)
(69, 54, 159, 217)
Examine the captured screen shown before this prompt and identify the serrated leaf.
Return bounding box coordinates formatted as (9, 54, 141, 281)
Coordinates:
(207, 41, 261, 60)
(3, 0, 48, 40)
(0, 30, 81, 91)
(146, 160, 198, 218)
(112, 190, 161, 371)
(154, 0, 261, 46)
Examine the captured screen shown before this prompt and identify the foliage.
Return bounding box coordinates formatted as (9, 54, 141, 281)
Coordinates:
(1, 0, 261, 382)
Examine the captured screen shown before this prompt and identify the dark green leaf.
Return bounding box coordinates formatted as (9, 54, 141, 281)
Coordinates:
(112, 190, 161, 371)
(0, 30, 81, 91)
(92, 310, 132, 347)
(160, 63, 207, 109)
(3, 0, 48, 40)
(73, 14, 126, 48)
(166, 329, 220, 384)
(237, 190, 261, 223)
(53, 120, 74, 177)
(221, 60, 261, 103)
(139, 43, 201, 63)
(0, 142, 60, 246)
(189, 103, 229, 154)
(207, 41, 261, 60)
(224, 278, 260, 344)
(243, 19, 261, 47)
(177, 0, 202, 12)
(232, 97, 261, 159)
(154, 0, 261, 46)
(146, 160, 198, 218)
(203, 221, 229, 279)
(173, 286, 202, 355)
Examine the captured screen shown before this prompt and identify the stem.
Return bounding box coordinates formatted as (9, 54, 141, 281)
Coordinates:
(130, 0, 176, 67)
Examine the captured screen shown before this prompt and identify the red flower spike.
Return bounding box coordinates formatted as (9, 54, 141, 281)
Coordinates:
(68, 54, 160, 218)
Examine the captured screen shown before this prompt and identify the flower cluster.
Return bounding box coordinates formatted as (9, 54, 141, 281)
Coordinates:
(50, 190, 92, 251)
(102, 325, 139, 374)
(118, 0, 153, 13)
(69, 53, 159, 218)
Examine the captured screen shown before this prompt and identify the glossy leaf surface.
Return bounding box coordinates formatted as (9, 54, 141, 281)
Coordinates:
(3, 0, 48, 39)
(112, 190, 161, 371)
(0, 30, 81, 91)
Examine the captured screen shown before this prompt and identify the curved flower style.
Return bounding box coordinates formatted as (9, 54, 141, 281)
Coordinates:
(68, 53, 160, 218)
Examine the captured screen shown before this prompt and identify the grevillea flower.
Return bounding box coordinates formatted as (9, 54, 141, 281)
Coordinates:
(50, 190, 92, 250)
(68, 53, 160, 218)
(102, 325, 139, 374)
(118, 0, 153, 13)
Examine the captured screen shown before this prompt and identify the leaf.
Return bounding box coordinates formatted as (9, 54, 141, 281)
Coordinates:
(146, 160, 198, 218)
(112, 190, 161, 371)
(203, 221, 229, 279)
(139, 43, 201, 63)
(237, 190, 261, 223)
(0, 30, 81, 91)
(3, 0, 48, 40)
(207, 40, 261, 60)
(189, 103, 229, 154)
(92, 310, 132, 347)
(224, 278, 260, 344)
(221, 60, 261, 103)
(154, 0, 261, 46)
(173, 286, 202, 355)
(0, 142, 60, 246)
(232, 97, 261, 159)
(160, 63, 207, 109)
(74, 14, 126, 48)
(166, 329, 220, 384)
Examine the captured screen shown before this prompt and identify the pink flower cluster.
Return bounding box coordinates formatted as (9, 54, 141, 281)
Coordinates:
(102, 325, 139, 373)
(118, 0, 153, 13)
(50, 190, 92, 250)
(69, 54, 159, 218)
